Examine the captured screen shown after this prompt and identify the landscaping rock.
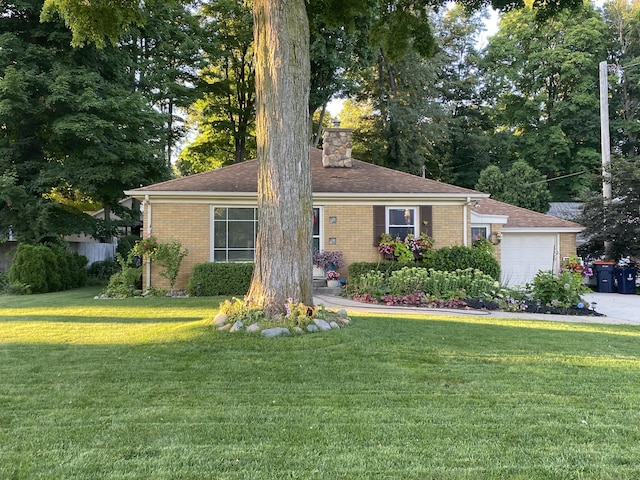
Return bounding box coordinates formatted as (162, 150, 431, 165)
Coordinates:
(246, 323, 261, 333)
(217, 323, 232, 331)
(313, 319, 332, 331)
(229, 321, 243, 333)
(294, 327, 304, 334)
(337, 308, 348, 317)
(329, 321, 340, 330)
(261, 327, 291, 338)
(306, 324, 319, 333)
(213, 313, 228, 326)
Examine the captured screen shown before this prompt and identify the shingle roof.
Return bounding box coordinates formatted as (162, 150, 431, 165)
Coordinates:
(474, 198, 582, 230)
(129, 148, 482, 196)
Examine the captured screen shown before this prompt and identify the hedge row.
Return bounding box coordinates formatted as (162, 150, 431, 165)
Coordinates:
(187, 262, 254, 296)
(9, 243, 88, 294)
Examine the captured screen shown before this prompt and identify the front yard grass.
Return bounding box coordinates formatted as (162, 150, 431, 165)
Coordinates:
(1, 287, 640, 479)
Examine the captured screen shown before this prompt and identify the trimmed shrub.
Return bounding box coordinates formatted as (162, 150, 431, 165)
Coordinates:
(8, 243, 88, 294)
(187, 262, 254, 296)
(428, 245, 500, 280)
(37, 246, 62, 292)
(9, 244, 47, 293)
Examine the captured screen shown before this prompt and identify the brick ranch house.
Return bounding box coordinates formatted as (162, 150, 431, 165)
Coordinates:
(125, 128, 582, 291)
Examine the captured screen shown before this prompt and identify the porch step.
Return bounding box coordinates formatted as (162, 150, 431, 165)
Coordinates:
(314, 286, 342, 295)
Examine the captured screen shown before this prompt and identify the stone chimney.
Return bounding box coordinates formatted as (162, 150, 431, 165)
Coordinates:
(322, 127, 353, 168)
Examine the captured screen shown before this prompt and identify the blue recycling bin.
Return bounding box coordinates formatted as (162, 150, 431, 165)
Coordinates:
(594, 262, 616, 293)
(615, 267, 637, 294)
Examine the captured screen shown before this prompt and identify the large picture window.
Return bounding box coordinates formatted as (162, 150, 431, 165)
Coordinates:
(387, 207, 417, 238)
(212, 207, 257, 262)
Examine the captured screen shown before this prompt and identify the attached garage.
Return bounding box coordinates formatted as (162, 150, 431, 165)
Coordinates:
(472, 198, 583, 288)
(500, 232, 558, 286)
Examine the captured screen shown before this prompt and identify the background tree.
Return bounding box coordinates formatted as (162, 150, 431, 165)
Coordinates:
(125, 1, 204, 168)
(603, 0, 640, 158)
(475, 161, 552, 213)
(178, 0, 256, 174)
(482, 3, 608, 200)
(579, 157, 640, 258)
(433, 5, 493, 189)
(0, 0, 170, 243)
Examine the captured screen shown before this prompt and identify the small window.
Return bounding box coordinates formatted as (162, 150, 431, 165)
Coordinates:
(387, 207, 417, 238)
(472, 226, 488, 241)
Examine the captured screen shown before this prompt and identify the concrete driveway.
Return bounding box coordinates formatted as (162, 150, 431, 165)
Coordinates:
(314, 292, 640, 326)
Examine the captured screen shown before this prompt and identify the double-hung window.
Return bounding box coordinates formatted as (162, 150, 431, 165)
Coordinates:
(387, 207, 418, 238)
(212, 207, 258, 261)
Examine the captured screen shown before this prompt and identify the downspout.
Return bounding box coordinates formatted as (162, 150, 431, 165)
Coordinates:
(145, 194, 152, 289)
(463, 197, 470, 246)
(554, 233, 561, 274)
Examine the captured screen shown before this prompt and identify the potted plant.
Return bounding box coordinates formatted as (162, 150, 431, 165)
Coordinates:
(378, 232, 434, 262)
(377, 233, 397, 260)
(312, 250, 344, 271)
(325, 270, 341, 287)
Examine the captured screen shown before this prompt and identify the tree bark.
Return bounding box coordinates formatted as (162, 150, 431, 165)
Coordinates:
(246, 0, 312, 317)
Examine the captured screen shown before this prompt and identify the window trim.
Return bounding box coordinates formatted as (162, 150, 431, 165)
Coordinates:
(210, 206, 258, 262)
(385, 206, 420, 240)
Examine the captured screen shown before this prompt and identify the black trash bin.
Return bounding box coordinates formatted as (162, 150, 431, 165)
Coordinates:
(594, 262, 616, 293)
(615, 267, 637, 294)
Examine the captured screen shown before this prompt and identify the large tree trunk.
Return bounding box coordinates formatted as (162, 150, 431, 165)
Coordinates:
(246, 0, 312, 317)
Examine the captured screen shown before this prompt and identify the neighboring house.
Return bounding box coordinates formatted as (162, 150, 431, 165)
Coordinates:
(125, 128, 582, 290)
(547, 202, 587, 246)
(65, 197, 142, 266)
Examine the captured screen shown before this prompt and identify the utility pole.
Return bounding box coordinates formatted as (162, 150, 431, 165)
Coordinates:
(599, 60, 613, 259)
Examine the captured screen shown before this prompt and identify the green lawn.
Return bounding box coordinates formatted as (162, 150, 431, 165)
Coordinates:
(1, 287, 640, 479)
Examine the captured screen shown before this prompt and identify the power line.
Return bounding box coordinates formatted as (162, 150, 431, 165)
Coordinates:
(526, 170, 587, 186)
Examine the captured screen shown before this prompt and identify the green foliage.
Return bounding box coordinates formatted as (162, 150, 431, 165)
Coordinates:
(350, 265, 503, 302)
(9, 244, 48, 294)
(8, 243, 87, 294)
(388, 267, 430, 295)
(348, 261, 415, 282)
(116, 235, 140, 259)
(87, 260, 120, 281)
(218, 297, 265, 325)
(187, 263, 254, 296)
(528, 270, 589, 309)
(105, 253, 142, 298)
(475, 161, 552, 213)
(482, 4, 607, 200)
(1, 1, 170, 244)
(579, 157, 640, 258)
(429, 245, 500, 280)
(153, 240, 189, 292)
(349, 270, 388, 297)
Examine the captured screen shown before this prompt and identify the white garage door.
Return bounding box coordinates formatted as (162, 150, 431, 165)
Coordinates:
(501, 233, 557, 287)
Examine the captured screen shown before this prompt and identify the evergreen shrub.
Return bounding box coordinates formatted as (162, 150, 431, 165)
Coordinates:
(8, 243, 88, 294)
(187, 262, 254, 296)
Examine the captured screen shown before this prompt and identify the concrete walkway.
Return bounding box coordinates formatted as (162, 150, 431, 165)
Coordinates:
(313, 292, 640, 326)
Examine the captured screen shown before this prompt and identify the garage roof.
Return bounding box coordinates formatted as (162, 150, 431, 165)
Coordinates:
(473, 198, 583, 230)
